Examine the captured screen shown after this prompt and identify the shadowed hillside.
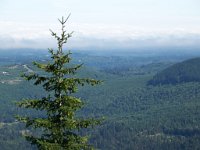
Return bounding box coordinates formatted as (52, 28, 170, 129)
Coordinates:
(148, 57, 200, 85)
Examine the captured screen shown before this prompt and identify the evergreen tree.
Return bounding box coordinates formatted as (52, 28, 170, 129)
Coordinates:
(16, 15, 102, 150)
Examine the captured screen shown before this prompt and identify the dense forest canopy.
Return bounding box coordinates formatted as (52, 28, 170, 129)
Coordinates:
(0, 49, 200, 149)
(148, 57, 200, 85)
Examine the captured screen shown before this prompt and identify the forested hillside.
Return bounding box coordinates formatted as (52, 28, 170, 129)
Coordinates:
(0, 50, 200, 149)
(148, 57, 200, 85)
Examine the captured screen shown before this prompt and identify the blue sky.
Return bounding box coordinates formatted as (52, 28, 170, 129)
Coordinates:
(0, 0, 200, 49)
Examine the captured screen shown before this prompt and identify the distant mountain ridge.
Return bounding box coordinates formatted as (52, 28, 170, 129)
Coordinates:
(148, 57, 200, 85)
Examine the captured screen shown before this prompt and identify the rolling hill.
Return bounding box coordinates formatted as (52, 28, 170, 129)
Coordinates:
(1, 50, 200, 149)
(148, 57, 200, 85)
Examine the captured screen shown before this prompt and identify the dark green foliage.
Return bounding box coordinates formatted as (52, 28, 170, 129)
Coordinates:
(16, 16, 101, 150)
(148, 57, 200, 85)
(1, 49, 200, 149)
(89, 82, 200, 150)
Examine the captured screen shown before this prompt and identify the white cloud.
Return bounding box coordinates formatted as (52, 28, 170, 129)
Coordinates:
(0, 21, 200, 49)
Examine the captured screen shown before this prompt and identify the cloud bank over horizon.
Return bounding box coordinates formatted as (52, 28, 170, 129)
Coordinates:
(0, 21, 200, 50)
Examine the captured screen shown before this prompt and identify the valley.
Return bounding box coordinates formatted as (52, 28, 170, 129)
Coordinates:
(0, 49, 200, 149)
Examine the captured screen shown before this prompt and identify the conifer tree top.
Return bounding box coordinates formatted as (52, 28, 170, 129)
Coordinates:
(16, 15, 102, 150)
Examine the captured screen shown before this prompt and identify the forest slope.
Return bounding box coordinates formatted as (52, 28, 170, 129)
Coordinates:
(148, 57, 200, 85)
(0, 51, 200, 149)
